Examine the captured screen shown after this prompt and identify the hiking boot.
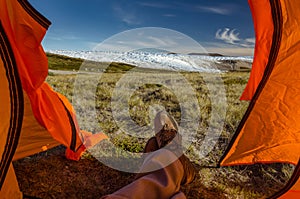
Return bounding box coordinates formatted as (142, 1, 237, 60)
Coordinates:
(154, 111, 196, 185)
(154, 110, 179, 148)
(179, 154, 196, 185)
(143, 137, 159, 153)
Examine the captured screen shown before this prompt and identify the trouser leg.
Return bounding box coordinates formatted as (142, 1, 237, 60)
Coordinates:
(101, 149, 185, 199)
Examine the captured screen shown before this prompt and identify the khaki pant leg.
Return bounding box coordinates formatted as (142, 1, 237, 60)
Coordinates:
(102, 149, 185, 199)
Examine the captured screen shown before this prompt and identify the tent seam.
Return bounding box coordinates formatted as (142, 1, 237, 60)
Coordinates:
(0, 21, 24, 190)
(17, 0, 51, 29)
(217, 0, 283, 167)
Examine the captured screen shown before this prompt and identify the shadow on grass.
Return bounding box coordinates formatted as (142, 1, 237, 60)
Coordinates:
(15, 144, 292, 199)
(14, 146, 230, 199)
(14, 146, 135, 199)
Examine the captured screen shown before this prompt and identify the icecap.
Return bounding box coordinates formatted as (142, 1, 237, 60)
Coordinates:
(48, 50, 253, 73)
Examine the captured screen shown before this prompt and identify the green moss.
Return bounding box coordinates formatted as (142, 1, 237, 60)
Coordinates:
(47, 53, 83, 71)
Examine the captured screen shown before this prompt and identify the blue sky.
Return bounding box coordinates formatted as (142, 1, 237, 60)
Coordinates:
(29, 0, 255, 56)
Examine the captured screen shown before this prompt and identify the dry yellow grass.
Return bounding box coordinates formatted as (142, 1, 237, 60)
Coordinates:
(13, 56, 295, 198)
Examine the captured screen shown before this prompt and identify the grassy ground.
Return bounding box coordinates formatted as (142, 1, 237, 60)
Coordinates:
(13, 54, 295, 199)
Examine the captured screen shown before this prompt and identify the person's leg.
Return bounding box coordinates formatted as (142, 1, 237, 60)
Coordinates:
(101, 149, 185, 199)
(101, 111, 196, 199)
(153, 111, 196, 186)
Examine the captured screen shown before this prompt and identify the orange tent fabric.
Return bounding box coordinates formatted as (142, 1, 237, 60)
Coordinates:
(239, 0, 274, 100)
(1, 0, 108, 160)
(0, 0, 107, 197)
(1, 0, 299, 198)
(278, 179, 300, 199)
(0, 0, 84, 154)
(220, 0, 300, 166)
(13, 91, 61, 161)
(272, 159, 300, 199)
(0, 14, 24, 195)
(220, 0, 300, 198)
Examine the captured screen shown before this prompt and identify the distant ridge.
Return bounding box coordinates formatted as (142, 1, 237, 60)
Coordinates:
(188, 53, 224, 57)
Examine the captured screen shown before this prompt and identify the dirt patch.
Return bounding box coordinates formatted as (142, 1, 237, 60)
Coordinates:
(13, 145, 293, 199)
(14, 146, 135, 199)
(13, 146, 229, 199)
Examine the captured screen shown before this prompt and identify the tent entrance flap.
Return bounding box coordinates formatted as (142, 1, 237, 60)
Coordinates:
(220, 0, 300, 167)
(13, 92, 61, 161)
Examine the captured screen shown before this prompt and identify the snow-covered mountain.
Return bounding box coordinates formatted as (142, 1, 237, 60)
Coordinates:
(48, 50, 253, 73)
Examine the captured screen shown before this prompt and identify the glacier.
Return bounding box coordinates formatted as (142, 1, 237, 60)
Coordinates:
(48, 50, 253, 73)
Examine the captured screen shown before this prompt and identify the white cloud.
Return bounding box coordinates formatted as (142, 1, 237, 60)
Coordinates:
(215, 28, 255, 51)
(139, 2, 172, 9)
(206, 46, 254, 56)
(140, 2, 234, 16)
(241, 37, 256, 48)
(90, 27, 208, 54)
(163, 14, 176, 17)
(245, 38, 255, 43)
(97, 36, 179, 51)
(216, 28, 240, 45)
(204, 28, 255, 56)
(113, 5, 141, 25)
(46, 34, 81, 41)
(197, 6, 232, 15)
(147, 36, 178, 47)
